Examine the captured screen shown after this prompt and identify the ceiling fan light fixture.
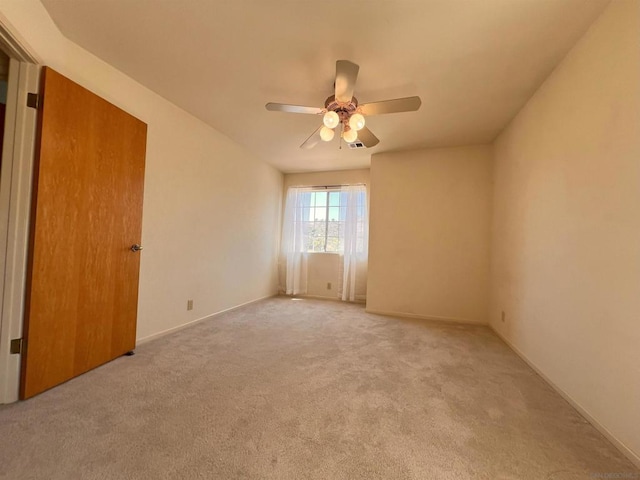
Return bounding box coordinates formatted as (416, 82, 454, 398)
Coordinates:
(323, 110, 340, 129)
(320, 126, 335, 142)
(349, 113, 365, 131)
(265, 60, 419, 150)
(343, 127, 358, 143)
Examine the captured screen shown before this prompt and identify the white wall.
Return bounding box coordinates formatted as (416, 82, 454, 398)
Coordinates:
(283, 169, 370, 192)
(0, 0, 283, 347)
(367, 145, 493, 323)
(490, 0, 640, 465)
(304, 253, 343, 299)
(282, 169, 369, 300)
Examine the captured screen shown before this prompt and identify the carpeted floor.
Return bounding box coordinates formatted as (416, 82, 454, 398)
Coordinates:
(0, 297, 636, 479)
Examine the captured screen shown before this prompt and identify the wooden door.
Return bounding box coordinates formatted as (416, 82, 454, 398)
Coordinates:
(20, 67, 147, 399)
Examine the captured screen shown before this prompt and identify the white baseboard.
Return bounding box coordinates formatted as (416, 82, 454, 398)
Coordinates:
(280, 293, 367, 305)
(296, 294, 341, 302)
(136, 294, 277, 345)
(491, 326, 640, 469)
(365, 308, 487, 326)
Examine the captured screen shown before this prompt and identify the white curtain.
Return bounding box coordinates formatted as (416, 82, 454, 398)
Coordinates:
(281, 187, 312, 295)
(340, 185, 368, 302)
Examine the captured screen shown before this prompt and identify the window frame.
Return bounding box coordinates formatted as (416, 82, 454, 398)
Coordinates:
(307, 187, 343, 254)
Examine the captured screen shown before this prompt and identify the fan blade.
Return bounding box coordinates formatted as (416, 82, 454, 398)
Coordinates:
(359, 96, 422, 116)
(357, 126, 380, 148)
(300, 125, 323, 150)
(266, 103, 323, 115)
(334, 60, 359, 103)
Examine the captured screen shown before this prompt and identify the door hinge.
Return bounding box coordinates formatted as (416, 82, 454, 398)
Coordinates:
(27, 93, 39, 109)
(10, 338, 23, 354)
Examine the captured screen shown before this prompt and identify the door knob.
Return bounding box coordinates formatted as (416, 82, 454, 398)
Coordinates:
(130, 244, 143, 252)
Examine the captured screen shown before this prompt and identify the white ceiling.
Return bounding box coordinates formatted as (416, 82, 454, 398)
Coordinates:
(41, 0, 609, 173)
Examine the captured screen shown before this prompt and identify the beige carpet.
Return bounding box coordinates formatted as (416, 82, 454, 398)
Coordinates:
(0, 297, 636, 479)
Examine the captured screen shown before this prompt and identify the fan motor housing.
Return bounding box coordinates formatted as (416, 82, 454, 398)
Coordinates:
(324, 95, 358, 122)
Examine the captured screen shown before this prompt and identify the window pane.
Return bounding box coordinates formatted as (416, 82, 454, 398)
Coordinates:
(313, 206, 327, 221)
(314, 191, 327, 207)
(328, 206, 340, 221)
(311, 221, 325, 252)
(303, 222, 313, 251)
(327, 220, 340, 237)
(329, 191, 340, 207)
(326, 237, 339, 252)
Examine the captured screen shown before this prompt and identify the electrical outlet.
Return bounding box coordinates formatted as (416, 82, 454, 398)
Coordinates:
(187, 299, 194, 311)
(501, 311, 505, 323)
(327, 282, 332, 290)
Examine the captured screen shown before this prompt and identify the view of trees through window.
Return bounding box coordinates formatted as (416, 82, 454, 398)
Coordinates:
(299, 190, 366, 253)
(304, 191, 345, 252)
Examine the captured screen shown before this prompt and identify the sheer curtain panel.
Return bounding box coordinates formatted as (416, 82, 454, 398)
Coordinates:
(281, 187, 312, 295)
(340, 185, 368, 302)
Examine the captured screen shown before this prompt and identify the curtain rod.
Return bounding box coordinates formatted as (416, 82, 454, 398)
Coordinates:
(292, 183, 366, 189)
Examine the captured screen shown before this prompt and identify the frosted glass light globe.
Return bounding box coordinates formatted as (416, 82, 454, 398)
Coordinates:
(323, 111, 340, 129)
(320, 126, 335, 142)
(343, 128, 358, 143)
(349, 113, 365, 131)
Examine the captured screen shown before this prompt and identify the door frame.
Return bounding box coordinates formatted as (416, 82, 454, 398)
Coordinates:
(0, 18, 39, 404)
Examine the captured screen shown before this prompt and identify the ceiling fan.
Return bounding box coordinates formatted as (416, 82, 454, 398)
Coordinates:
(265, 60, 422, 150)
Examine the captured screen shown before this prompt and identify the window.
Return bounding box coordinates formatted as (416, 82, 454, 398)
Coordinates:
(305, 190, 343, 252)
(284, 186, 367, 254)
(281, 185, 368, 298)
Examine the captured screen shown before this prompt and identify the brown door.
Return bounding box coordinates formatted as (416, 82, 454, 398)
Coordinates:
(20, 67, 147, 399)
